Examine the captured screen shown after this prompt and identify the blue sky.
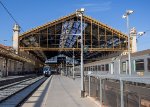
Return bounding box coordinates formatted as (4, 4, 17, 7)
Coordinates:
(0, 0, 150, 51)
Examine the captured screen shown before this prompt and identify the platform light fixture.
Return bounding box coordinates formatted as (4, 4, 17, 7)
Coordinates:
(122, 10, 134, 76)
(137, 31, 146, 36)
(76, 8, 85, 98)
(122, 10, 134, 19)
(137, 30, 150, 38)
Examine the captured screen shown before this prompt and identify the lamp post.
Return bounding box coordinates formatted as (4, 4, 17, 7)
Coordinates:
(76, 8, 85, 97)
(122, 10, 134, 75)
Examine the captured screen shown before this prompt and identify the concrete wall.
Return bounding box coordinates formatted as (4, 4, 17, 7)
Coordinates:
(0, 56, 36, 77)
(0, 57, 6, 77)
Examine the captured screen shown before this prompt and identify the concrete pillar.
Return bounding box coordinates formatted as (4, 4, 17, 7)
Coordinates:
(22, 62, 25, 73)
(144, 58, 147, 74)
(9, 59, 14, 75)
(13, 24, 20, 54)
(5, 58, 8, 76)
(118, 59, 121, 74)
(0, 57, 3, 77)
(130, 27, 137, 53)
(7, 59, 11, 76)
(14, 61, 17, 75)
(11, 60, 15, 73)
(110, 62, 114, 74)
(1, 58, 7, 77)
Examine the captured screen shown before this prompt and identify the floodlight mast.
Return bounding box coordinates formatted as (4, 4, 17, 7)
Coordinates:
(121, 9, 134, 107)
(76, 8, 85, 98)
(122, 10, 134, 76)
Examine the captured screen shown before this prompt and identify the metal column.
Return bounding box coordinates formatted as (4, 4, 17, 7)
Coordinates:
(139, 95, 141, 107)
(73, 48, 75, 80)
(89, 75, 91, 96)
(120, 79, 124, 107)
(66, 56, 67, 76)
(127, 16, 131, 75)
(80, 12, 84, 97)
(100, 78, 102, 107)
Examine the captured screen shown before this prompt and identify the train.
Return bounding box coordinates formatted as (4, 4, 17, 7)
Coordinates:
(43, 66, 52, 77)
(74, 49, 150, 76)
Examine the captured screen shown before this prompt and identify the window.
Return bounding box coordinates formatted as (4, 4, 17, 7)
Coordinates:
(105, 64, 109, 71)
(101, 65, 104, 71)
(122, 62, 126, 72)
(98, 65, 101, 71)
(95, 66, 97, 71)
(90, 66, 93, 71)
(92, 66, 94, 71)
(93, 66, 96, 71)
(148, 58, 150, 71)
(85, 67, 87, 71)
(86, 67, 87, 71)
(135, 59, 144, 71)
(89, 66, 90, 71)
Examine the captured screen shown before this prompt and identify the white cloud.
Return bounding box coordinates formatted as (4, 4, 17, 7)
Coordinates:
(81, 3, 97, 7)
(79, 1, 112, 12)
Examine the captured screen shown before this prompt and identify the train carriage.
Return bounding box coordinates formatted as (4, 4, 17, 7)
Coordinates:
(43, 66, 52, 77)
(74, 49, 150, 76)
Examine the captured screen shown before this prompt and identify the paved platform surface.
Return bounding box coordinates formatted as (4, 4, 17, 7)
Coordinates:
(22, 75, 99, 107)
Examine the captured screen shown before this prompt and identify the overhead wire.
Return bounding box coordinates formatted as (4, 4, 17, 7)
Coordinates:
(0, 0, 24, 32)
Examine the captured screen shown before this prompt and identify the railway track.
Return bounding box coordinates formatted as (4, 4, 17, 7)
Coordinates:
(0, 75, 37, 87)
(0, 76, 47, 107)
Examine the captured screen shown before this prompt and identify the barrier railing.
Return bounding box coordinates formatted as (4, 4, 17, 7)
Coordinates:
(84, 75, 150, 107)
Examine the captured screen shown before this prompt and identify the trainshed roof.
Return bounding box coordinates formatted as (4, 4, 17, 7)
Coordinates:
(19, 13, 127, 39)
(18, 12, 128, 63)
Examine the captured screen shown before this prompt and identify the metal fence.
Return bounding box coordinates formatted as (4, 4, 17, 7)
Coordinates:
(84, 75, 150, 107)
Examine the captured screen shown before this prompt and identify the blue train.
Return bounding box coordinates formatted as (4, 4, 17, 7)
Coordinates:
(43, 66, 52, 77)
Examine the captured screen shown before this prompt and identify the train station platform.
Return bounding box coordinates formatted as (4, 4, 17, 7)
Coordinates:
(22, 75, 99, 107)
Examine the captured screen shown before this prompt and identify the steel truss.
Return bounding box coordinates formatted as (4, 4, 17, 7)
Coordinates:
(19, 12, 129, 61)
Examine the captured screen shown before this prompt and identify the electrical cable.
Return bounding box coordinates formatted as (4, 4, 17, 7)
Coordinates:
(0, 0, 24, 32)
